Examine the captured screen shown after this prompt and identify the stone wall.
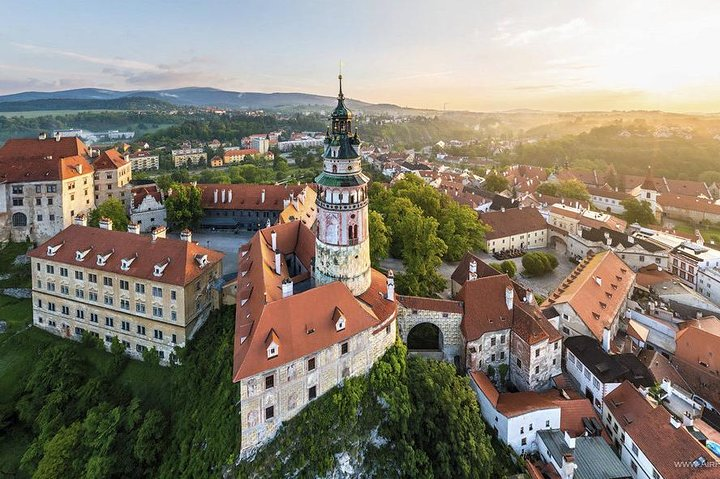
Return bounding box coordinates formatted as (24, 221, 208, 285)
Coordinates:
(465, 330, 511, 374)
(396, 304, 463, 359)
(314, 239, 371, 296)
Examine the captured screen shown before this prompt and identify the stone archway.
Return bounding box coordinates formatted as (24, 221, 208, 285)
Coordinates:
(549, 234, 567, 255)
(407, 323, 443, 351)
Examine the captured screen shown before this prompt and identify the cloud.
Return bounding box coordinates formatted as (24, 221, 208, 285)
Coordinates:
(495, 18, 589, 46)
(11, 42, 158, 71)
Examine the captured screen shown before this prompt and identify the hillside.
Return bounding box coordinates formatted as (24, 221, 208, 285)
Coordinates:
(0, 96, 173, 112)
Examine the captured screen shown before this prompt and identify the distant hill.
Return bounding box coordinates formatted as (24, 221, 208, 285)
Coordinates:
(0, 96, 173, 112)
(0, 87, 410, 113)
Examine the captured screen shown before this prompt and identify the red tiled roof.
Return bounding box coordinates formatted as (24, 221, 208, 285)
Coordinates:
(131, 185, 163, 208)
(658, 194, 720, 215)
(676, 316, 720, 373)
(397, 295, 463, 314)
(543, 251, 635, 341)
(470, 371, 499, 407)
(224, 148, 259, 157)
(0, 137, 92, 182)
(92, 149, 128, 170)
(232, 221, 396, 382)
(197, 183, 307, 211)
(27, 225, 223, 286)
(587, 185, 631, 201)
(479, 207, 547, 240)
(605, 382, 716, 479)
(450, 252, 502, 286)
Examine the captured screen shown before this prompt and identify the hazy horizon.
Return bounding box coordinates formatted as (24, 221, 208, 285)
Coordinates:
(2, 0, 720, 113)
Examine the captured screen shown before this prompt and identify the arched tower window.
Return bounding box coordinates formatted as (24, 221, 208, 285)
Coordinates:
(332, 164, 337, 173)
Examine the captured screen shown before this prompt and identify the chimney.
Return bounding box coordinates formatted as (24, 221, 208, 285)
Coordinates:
(563, 431, 576, 449)
(697, 311, 703, 319)
(561, 454, 577, 479)
(281, 278, 293, 298)
(469, 259, 478, 281)
(274, 249, 282, 275)
(271, 230, 277, 251)
(38, 132, 47, 140)
(505, 285, 514, 310)
(283, 198, 291, 209)
(386, 270, 395, 301)
(221, 189, 226, 203)
(127, 222, 140, 235)
(228, 189, 233, 203)
(213, 189, 218, 204)
(54, 131, 61, 142)
(525, 288, 534, 304)
(151, 226, 167, 241)
(261, 189, 266, 203)
(594, 276, 602, 286)
(99, 217, 113, 231)
(180, 228, 192, 242)
(74, 214, 87, 227)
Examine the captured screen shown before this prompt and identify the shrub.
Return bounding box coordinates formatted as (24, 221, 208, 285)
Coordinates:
(522, 252, 559, 276)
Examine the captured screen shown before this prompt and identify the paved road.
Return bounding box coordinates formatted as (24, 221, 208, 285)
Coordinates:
(169, 230, 253, 276)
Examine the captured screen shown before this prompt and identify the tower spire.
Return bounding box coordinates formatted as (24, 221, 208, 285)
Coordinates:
(338, 60, 344, 99)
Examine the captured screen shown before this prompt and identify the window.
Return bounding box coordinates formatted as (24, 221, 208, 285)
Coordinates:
(308, 357, 316, 371)
(535, 349, 540, 357)
(529, 423, 533, 431)
(47, 282, 55, 292)
(341, 342, 349, 355)
(37, 214, 43, 221)
(520, 426, 524, 434)
(545, 420, 550, 427)
(121, 321, 130, 331)
(75, 271, 83, 280)
(309, 386, 317, 400)
(49, 213, 55, 221)
(491, 353, 496, 362)
(103, 277, 113, 287)
(500, 334, 505, 344)
(35, 185, 42, 193)
(120, 299, 130, 310)
(554, 342, 559, 350)
(88, 273, 97, 283)
(104, 295, 113, 305)
(265, 406, 274, 420)
(61, 305, 70, 315)
(137, 325, 146, 335)
(120, 280, 129, 290)
(75, 288, 84, 299)
(153, 306, 163, 318)
(105, 317, 114, 327)
(89, 292, 97, 302)
(265, 374, 274, 389)
(535, 366, 540, 374)
(516, 358, 522, 368)
(491, 337, 496, 346)
(652, 469, 660, 479)
(171, 311, 177, 321)
(48, 302, 56, 312)
(76, 310, 84, 319)
(12, 198, 24, 206)
(135, 283, 145, 294)
(171, 290, 177, 300)
(46, 264, 54, 274)
(631, 461, 638, 473)
(154, 329, 163, 340)
(631, 443, 638, 456)
(500, 351, 505, 360)
(172, 334, 177, 343)
(521, 437, 527, 446)
(152, 286, 163, 298)
(60, 285, 69, 295)
(136, 303, 146, 314)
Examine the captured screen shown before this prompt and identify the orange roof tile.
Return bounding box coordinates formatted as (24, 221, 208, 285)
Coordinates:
(197, 183, 307, 212)
(27, 224, 223, 286)
(92, 149, 128, 170)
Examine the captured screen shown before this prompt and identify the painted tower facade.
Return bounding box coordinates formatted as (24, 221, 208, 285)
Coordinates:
(314, 75, 372, 296)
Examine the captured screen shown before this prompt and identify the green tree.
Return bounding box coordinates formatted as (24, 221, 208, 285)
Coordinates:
(483, 172, 509, 193)
(522, 252, 559, 276)
(33, 422, 85, 479)
(134, 409, 166, 465)
(368, 210, 390, 267)
(394, 212, 447, 297)
(536, 179, 590, 201)
(165, 183, 203, 230)
(621, 198, 657, 225)
(500, 260, 517, 277)
(88, 197, 129, 232)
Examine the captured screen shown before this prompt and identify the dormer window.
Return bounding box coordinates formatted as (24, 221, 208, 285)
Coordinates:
(266, 329, 279, 359)
(333, 307, 346, 331)
(121, 254, 137, 271)
(195, 254, 209, 268)
(75, 247, 91, 261)
(96, 250, 114, 267)
(154, 258, 171, 277)
(47, 242, 64, 257)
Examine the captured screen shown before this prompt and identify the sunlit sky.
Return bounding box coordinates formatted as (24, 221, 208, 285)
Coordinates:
(2, 0, 720, 112)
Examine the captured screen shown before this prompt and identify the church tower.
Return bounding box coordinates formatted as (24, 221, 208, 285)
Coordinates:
(314, 75, 371, 296)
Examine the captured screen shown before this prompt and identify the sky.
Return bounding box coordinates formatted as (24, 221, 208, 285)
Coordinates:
(2, 0, 720, 112)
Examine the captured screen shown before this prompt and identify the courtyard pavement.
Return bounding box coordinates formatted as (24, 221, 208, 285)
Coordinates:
(381, 246, 574, 300)
(168, 230, 252, 276)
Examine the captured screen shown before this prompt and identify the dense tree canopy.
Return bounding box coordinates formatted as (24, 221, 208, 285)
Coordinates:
(483, 173, 509, 193)
(369, 176, 489, 296)
(521, 252, 559, 276)
(621, 198, 657, 225)
(88, 197, 129, 233)
(535, 179, 590, 201)
(165, 183, 204, 230)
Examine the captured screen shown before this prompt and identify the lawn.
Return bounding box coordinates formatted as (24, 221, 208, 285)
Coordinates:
(669, 220, 720, 244)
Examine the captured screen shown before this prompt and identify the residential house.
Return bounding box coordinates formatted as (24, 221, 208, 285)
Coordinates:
(129, 184, 166, 233)
(126, 151, 160, 171)
(566, 227, 669, 270)
(543, 251, 636, 350)
(171, 148, 207, 167)
(223, 148, 259, 165)
(479, 207, 548, 253)
(93, 149, 133, 208)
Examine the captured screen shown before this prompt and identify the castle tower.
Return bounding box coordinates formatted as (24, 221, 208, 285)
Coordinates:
(637, 165, 659, 215)
(314, 75, 371, 295)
